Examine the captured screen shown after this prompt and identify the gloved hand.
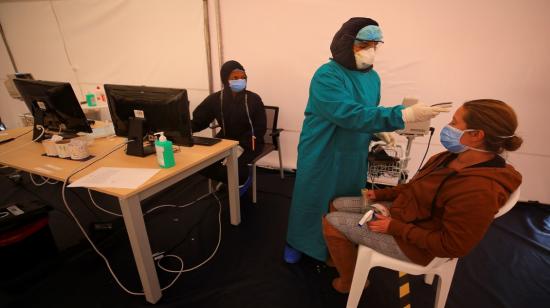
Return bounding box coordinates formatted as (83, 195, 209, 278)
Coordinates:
(374, 132, 398, 147)
(401, 103, 451, 123)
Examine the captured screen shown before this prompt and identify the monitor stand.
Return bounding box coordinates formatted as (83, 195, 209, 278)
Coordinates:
(32, 109, 82, 141)
(126, 117, 155, 157)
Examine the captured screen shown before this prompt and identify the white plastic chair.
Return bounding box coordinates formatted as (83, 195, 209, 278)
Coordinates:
(346, 187, 521, 308)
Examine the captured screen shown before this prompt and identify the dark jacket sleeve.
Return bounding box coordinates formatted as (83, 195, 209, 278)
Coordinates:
(191, 94, 217, 132)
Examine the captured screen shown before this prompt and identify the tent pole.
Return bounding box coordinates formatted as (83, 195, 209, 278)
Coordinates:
(202, 0, 214, 94)
(0, 21, 18, 73)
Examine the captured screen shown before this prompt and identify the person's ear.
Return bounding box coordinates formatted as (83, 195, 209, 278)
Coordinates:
(469, 130, 485, 142)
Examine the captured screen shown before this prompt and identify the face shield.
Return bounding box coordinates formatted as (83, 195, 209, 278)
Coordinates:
(353, 40, 383, 51)
(355, 25, 384, 42)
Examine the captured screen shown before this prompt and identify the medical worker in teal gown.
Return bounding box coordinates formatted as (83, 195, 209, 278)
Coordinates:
(285, 17, 451, 263)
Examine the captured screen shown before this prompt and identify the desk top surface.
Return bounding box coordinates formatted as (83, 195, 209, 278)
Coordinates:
(0, 127, 238, 198)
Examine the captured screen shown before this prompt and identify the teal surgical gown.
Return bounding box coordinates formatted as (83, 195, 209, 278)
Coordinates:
(287, 60, 405, 261)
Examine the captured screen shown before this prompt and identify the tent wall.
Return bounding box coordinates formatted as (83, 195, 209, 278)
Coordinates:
(0, 0, 209, 127)
(1, 0, 549, 203)
(217, 0, 550, 204)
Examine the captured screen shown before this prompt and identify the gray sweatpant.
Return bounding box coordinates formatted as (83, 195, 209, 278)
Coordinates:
(325, 196, 412, 262)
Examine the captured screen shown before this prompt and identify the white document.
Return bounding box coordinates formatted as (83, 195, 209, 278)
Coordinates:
(68, 167, 160, 189)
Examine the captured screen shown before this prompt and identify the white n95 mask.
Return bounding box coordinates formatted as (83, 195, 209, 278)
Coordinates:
(355, 47, 376, 69)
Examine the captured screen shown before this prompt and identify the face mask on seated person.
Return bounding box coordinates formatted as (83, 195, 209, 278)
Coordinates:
(440, 125, 490, 153)
(229, 79, 246, 92)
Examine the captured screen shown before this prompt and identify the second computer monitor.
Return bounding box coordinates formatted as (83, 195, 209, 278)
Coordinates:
(104, 84, 193, 155)
(13, 79, 92, 141)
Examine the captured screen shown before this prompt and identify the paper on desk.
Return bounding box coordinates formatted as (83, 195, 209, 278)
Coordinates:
(68, 167, 160, 189)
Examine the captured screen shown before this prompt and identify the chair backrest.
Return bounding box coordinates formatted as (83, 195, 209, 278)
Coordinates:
(263, 106, 279, 148)
(423, 186, 521, 270)
(495, 186, 521, 218)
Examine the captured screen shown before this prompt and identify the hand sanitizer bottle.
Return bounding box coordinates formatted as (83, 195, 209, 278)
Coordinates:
(154, 132, 175, 168)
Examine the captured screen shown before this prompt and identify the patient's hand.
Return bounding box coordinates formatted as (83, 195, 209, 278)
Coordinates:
(367, 214, 391, 233)
(361, 189, 377, 201)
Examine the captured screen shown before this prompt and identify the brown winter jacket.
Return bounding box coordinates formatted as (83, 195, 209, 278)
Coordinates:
(375, 151, 522, 266)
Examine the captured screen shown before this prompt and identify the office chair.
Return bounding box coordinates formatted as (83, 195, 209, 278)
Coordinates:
(346, 186, 521, 308)
(248, 105, 284, 203)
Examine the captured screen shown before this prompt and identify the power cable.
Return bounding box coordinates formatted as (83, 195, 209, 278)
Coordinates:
(416, 127, 435, 173)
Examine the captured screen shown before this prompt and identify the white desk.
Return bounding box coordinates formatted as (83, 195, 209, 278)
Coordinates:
(0, 127, 241, 303)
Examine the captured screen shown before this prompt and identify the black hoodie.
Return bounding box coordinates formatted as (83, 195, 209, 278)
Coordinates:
(191, 60, 267, 152)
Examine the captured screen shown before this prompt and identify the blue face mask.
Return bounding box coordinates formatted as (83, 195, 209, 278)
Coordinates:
(440, 125, 491, 154)
(228, 79, 246, 92)
(440, 125, 471, 153)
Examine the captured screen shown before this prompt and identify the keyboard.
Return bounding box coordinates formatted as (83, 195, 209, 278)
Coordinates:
(192, 136, 222, 146)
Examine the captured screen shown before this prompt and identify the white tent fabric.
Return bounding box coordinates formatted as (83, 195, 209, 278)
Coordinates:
(0, 0, 209, 125)
(218, 0, 550, 203)
(1, 0, 550, 203)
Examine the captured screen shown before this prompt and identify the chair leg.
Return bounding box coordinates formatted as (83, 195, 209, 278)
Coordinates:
(276, 142, 284, 179)
(434, 260, 458, 308)
(347, 247, 372, 308)
(252, 163, 257, 203)
(208, 179, 213, 193)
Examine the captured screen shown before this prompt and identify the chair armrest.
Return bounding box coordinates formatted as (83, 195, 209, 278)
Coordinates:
(270, 128, 283, 137)
(248, 144, 276, 166)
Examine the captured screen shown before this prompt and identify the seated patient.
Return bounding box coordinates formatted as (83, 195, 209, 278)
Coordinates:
(192, 60, 267, 186)
(322, 99, 523, 293)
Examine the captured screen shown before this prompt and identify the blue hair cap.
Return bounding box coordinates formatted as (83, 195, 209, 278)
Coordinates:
(356, 25, 383, 42)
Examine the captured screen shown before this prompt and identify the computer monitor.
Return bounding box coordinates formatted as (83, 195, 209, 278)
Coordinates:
(104, 84, 193, 157)
(13, 79, 92, 141)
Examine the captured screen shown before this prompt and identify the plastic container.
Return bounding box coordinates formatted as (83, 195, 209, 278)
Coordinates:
(154, 132, 175, 168)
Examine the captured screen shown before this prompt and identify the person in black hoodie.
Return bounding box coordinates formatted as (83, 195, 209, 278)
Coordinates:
(191, 60, 267, 186)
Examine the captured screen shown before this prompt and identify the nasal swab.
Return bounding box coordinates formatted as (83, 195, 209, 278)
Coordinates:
(358, 209, 374, 227)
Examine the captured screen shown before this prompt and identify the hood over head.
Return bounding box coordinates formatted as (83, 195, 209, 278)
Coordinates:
(330, 17, 379, 71)
(220, 60, 245, 88)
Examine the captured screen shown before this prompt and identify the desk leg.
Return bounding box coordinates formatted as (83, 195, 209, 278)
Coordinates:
(119, 195, 161, 304)
(226, 146, 241, 225)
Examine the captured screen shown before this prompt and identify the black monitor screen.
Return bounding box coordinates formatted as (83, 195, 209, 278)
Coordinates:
(13, 79, 92, 140)
(104, 84, 192, 147)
